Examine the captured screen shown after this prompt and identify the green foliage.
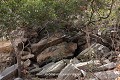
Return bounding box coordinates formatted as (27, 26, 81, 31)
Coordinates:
(0, 0, 87, 29)
(0, 0, 119, 36)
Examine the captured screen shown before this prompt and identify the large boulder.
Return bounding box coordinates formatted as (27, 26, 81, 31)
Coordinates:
(37, 42, 77, 65)
(36, 60, 68, 77)
(77, 43, 110, 61)
(57, 63, 83, 80)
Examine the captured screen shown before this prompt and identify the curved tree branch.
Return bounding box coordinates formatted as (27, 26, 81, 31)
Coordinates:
(87, 0, 115, 25)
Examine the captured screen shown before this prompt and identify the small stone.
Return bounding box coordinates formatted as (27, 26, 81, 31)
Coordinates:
(70, 58, 80, 64)
(103, 59, 111, 64)
(75, 60, 101, 72)
(21, 54, 34, 60)
(14, 78, 23, 80)
(98, 62, 116, 70)
(94, 70, 120, 80)
(30, 68, 42, 74)
(23, 59, 31, 67)
(33, 64, 39, 68)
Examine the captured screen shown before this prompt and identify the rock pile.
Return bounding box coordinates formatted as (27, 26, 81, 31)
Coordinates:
(0, 26, 120, 80)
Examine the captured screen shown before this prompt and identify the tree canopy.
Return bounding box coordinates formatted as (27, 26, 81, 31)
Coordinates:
(0, 0, 120, 38)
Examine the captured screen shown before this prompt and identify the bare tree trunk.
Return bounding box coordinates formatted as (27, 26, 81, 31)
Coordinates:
(10, 38, 22, 78)
(16, 51, 22, 77)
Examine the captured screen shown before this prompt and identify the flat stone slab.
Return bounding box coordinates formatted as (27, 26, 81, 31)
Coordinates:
(0, 64, 18, 80)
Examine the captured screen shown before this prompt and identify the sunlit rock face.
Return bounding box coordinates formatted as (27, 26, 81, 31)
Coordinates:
(77, 43, 110, 61)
